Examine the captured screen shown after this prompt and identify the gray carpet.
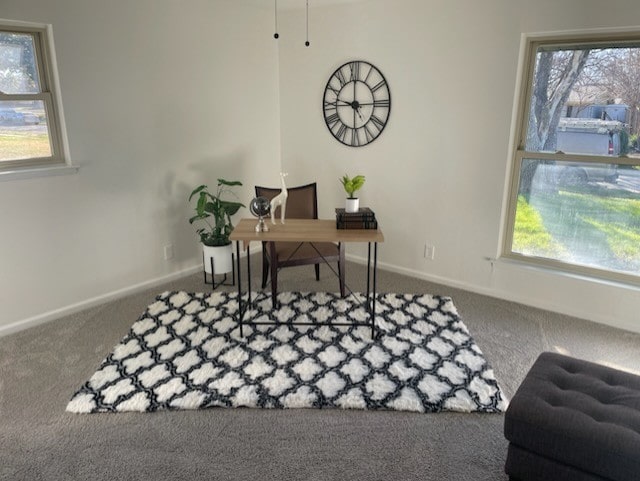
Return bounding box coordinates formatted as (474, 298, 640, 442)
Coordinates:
(2, 259, 639, 480)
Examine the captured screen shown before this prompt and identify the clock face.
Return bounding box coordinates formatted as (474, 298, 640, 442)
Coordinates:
(323, 60, 391, 147)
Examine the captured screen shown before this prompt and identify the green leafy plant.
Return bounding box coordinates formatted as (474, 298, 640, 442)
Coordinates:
(340, 174, 366, 199)
(188, 179, 245, 246)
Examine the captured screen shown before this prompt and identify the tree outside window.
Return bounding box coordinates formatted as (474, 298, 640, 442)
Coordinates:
(505, 34, 640, 283)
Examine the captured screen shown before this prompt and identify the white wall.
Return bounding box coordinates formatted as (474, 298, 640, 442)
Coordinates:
(0, 0, 281, 332)
(3, 0, 640, 336)
(277, 0, 640, 333)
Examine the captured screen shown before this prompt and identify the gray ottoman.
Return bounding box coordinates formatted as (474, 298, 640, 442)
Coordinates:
(504, 352, 640, 481)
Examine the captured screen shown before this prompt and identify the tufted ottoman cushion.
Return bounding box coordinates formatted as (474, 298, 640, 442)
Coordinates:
(504, 352, 640, 481)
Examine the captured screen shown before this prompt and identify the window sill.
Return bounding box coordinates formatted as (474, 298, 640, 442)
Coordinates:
(0, 164, 79, 182)
(492, 255, 640, 292)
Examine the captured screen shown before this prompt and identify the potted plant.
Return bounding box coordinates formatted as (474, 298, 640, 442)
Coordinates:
(189, 179, 244, 275)
(340, 174, 365, 213)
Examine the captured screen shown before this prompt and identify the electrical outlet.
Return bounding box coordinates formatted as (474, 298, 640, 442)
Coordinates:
(164, 244, 174, 260)
(424, 243, 435, 260)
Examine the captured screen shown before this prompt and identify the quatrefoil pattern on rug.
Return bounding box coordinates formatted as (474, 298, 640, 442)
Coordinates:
(67, 291, 507, 414)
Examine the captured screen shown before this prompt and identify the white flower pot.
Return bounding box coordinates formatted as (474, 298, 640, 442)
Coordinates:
(203, 243, 233, 275)
(345, 198, 360, 213)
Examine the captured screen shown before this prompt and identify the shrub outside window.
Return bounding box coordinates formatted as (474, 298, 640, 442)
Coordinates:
(504, 32, 640, 284)
(0, 23, 66, 171)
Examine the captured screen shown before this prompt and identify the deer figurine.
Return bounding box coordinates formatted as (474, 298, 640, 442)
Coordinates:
(270, 172, 288, 224)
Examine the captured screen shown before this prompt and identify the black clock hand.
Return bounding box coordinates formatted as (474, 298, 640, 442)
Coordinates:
(355, 106, 363, 120)
(352, 100, 389, 107)
(353, 79, 356, 105)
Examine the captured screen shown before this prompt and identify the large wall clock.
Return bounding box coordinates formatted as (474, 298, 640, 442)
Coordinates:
(323, 60, 391, 147)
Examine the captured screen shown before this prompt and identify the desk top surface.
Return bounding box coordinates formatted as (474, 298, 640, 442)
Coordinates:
(230, 218, 384, 244)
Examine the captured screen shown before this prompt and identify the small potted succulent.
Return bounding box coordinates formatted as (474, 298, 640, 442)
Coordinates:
(340, 174, 365, 213)
(189, 178, 244, 275)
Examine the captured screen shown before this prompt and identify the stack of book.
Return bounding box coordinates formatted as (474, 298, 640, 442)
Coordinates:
(335, 207, 378, 229)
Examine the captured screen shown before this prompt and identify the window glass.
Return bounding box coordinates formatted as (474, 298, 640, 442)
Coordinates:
(513, 158, 640, 276)
(0, 100, 51, 161)
(506, 35, 640, 282)
(0, 24, 65, 172)
(0, 31, 40, 94)
(525, 45, 640, 157)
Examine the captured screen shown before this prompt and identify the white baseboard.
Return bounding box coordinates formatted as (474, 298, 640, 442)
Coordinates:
(346, 253, 638, 334)
(1, 245, 267, 338)
(0, 266, 203, 338)
(347, 253, 512, 302)
(2, 250, 636, 337)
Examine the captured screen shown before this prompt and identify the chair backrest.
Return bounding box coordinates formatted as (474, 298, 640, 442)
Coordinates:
(255, 182, 318, 220)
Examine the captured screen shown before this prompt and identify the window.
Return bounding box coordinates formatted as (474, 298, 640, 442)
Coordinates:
(0, 22, 67, 172)
(504, 32, 640, 284)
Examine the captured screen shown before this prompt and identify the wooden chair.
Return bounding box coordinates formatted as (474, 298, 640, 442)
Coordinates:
(255, 183, 345, 306)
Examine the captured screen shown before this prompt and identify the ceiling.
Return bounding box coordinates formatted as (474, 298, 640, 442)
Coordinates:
(280, 0, 368, 7)
(236, 0, 370, 10)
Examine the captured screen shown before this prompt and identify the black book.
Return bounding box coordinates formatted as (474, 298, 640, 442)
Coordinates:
(336, 219, 378, 230)
(335, 207, 376, 222)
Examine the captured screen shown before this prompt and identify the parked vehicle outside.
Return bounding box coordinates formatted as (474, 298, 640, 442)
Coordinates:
(0, 108, 41, 125)
(0, 108, 24, 124)
(21, 112, 40, 124)
(558, 162, 619, 186)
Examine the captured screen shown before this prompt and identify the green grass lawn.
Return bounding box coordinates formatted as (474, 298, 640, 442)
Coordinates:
(514, 186, 640, 273)
(513, 195, 564, 258)
(0, 132, 51, 161)
(563, 191, 640, 265)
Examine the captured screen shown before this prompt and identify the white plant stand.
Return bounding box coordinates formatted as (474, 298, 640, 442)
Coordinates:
(202, 244, 235, 289)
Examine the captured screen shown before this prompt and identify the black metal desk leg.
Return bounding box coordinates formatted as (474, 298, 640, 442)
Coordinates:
(236, 241, 243, 337)
(366, 242, 372, 305)
(269, 241, 278, 310)
(246, 244, 252, 307)
(372, 242, 378, 338)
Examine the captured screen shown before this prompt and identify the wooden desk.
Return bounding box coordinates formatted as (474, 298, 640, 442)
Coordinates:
(230, 218, 384, 336)
(231, 218, 384, 245)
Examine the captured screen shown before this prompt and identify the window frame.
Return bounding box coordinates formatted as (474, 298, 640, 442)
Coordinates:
(0, 20, 68, 173)
(503, 30, 640, 285)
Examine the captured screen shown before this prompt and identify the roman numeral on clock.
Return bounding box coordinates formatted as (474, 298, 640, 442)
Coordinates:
(349, 61, 360, 82)
(371, 79, 387, 93)
(323, 100, 337, 112)
(351, 128, 361, 147)
(364, 124, 375, 143)
(335, 69, 348, 87)
(373, 99, 390, 108)
(325, 112, 340, 128)
(370, 114, 386, 130)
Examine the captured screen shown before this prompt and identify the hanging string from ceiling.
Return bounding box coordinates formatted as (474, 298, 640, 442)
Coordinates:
(273, 0, 311, 47)
(305, 0, 310, 47)
(273, 0, 279, 39)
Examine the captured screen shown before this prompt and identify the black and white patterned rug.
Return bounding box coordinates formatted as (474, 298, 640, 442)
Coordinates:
(67, 291, 507, 414)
